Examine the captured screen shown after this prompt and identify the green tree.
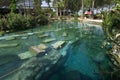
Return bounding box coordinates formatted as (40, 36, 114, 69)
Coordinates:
(65, 0, 81, 13)
(33, 0, 42, 15)
(53, 0, 60, 16)
(57, 0, 65, 17)
(45, 0, 51, 9)
(10, 0, 17, 13)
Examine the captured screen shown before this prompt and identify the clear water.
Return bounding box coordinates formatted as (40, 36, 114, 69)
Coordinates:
(0, 21, 111, 80)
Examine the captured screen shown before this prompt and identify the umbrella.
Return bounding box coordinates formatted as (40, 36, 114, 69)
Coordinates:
(85, 11, 92, 15)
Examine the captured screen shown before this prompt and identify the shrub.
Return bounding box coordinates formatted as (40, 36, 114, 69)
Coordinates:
(102, 3, 120, 41)
(0, 18, 8, 31)
(0, 13, 49, 31)
(7, 13, 27, 31)
(35, 14, 48, 25)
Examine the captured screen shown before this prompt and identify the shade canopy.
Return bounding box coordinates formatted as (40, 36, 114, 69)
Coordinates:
(84, 11, 92, 15)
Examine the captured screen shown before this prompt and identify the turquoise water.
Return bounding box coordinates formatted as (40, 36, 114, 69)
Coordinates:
(0, 21, 111, 80)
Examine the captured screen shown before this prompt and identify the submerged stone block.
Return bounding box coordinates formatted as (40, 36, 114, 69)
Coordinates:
(0, 43, 19, 48)
(27, 33, 34, 36)
(5, 36, 15, 41)
(43, 38, 56, 43)
(18, 51, 35, 60)
(29, 46, 45, 54)
(38, 34, 49, 38)
(21, 36, 28, 39)
(62, 32, 68, 37)
(37, 44, 48, 50)
(52, 41, 65, 49)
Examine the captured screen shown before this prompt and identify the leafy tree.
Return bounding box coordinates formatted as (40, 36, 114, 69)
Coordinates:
(10, 0, 17, 13)
(65, 0, 81, 13)
(57, 0, 65, 17)
(44, 0, 51, 9)
(33, 0, 42, 15)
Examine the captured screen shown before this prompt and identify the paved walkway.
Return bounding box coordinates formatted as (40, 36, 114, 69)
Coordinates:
(78, 18, 102, 23)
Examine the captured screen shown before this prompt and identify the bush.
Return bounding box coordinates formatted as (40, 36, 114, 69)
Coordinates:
(94, 13, 102, 19)
(0, 18, 8, 31)
(35, 14, 48, 25)
(7, 13, 28, 30)
(0, 13, 49, 32)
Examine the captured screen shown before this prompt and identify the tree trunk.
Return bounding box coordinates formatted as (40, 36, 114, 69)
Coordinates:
(91, 0, 95, 18)
(60, 9, 62, 17)
(101, 0, 104, 11)
(24, 0, 27, 16)
(28, 0, 31, 14)
(34, 0, 41, 15)
(81, 0, 84, 19)
(92, 0, 95, 14)
(56, 7, 59, 16)
(48, 3, 51, 10)
(108, 0, 111, 11)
